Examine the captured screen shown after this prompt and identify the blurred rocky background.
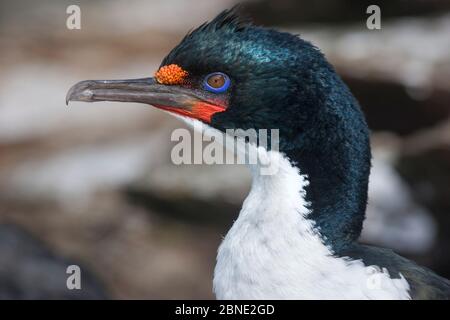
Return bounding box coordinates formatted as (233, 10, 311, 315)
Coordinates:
(0, 0, 449, 299)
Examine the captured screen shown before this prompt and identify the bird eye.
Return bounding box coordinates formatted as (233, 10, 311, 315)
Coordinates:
(204, 72, 230, 93)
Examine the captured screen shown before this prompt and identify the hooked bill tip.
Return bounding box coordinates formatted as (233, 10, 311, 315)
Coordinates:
(65, 80, 95, 106)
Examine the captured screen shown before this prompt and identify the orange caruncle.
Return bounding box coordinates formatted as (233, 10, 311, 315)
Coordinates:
(155, 64, 188, 85)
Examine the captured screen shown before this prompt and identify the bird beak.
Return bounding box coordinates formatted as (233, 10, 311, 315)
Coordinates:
(66, 77, 226, 122)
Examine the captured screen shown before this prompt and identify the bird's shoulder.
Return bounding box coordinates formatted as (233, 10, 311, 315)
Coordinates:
(340, 244, 450, 300)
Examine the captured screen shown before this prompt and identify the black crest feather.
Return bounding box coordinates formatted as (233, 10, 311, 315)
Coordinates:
(192, 5, 251, 35)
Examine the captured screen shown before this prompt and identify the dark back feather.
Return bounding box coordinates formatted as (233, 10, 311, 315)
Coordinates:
(341, 244, 450, 299)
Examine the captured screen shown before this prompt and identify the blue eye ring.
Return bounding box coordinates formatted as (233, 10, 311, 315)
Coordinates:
(203, 72, 231, 93)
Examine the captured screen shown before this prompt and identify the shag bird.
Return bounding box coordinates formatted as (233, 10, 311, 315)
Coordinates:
(66, 8, 450, 299)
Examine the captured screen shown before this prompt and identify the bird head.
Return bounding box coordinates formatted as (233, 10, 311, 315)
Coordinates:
(66, 8, 341, 152)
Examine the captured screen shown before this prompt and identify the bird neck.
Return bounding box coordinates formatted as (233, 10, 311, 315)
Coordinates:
(214, 151, 410, 299)
(283, 104, 371, 253)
